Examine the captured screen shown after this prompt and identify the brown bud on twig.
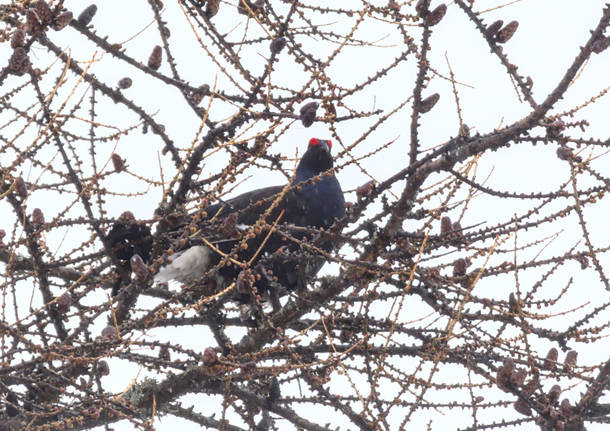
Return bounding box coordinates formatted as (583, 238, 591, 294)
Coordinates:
(556, 147, 571, 161)
(356, 181, 375, 200)
(270, 37, 287, 54)
(0, 230, 5, 245)
(514, 399, 531, 416)
(26, 9, 43, 34)
(111, 153, 125, 172)
(203, 347, 218, 366)
(36, 1, 53, 24)
(522, 377, 538, 396)
(159, 346, 171, 361)
(153, 124, 165, 135)
(299, 102, 318, 127)
(97, 360, 110, 376)
(219, 212, 239, 238)
(192, 93, 203, 105)
(501, 358, 515, 377)
(324, 101, 337, 119)
(130, 254, 149, 281)
(496, 358, 516, 391)
(592, 36, 610, 54)
(560, 398, 571, 417)
(8, 48, 31, 76)
(101, 325, 117, 339)
(453, 258, 466, 277)
(32, 208, 45, 226)
(543, 347, 558, 370)
(418, 93, 439, 113)
(415, 0, 429, 17)
(56, 292, 72, 314)
(511, 368, 527, 387)
(564, 350, 577, 369)
(236, 269, 253, 295)
(577, 254, 589, 269)
(53, 11, 73, 31)
(206, 0, 220, 17)
(459, 123, 470, 137)
(547, 120, 566, 138)
(509, 292, 519, 313)
(496, 21, 519, 43)
(496, 369, 509, 391)
(452, 221, 463, 236)
(485, 20, 503, 38)
(425, 4, 446, 26)
(148, 45, 162, 70)
(192, 84, 210, 104)
(440, 216, 452, 234)
(118, 77, 132, 89)
(15, 177, 28, 199)
(11, 29, 26, 49)
(78, 5, 97, 26)
(548, 384, 561, 404)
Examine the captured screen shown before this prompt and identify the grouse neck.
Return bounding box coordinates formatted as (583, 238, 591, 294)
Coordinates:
(296, 150, 333, 179)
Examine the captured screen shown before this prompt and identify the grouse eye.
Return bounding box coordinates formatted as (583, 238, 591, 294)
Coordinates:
(309, 138, 319, 147)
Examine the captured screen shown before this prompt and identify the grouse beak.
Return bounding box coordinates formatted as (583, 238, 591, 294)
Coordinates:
(319, 140, 331, 154)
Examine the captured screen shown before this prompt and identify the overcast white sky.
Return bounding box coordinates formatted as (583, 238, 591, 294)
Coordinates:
(1, 1, 610, 430)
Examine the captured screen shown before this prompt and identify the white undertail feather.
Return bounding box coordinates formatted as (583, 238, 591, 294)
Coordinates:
(154, 245, 211, 284)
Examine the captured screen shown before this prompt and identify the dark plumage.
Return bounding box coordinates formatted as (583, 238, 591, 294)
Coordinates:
(155, 138, 345, 305)
(107, 211, 153, 295)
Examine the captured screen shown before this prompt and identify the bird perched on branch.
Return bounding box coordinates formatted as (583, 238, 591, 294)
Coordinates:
(154, 137, 345, 306)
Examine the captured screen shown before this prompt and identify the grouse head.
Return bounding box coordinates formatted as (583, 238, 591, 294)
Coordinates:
(297, 138, 334, 177)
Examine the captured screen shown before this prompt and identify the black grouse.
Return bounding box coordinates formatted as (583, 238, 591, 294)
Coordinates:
(153, 137, 345, 304)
